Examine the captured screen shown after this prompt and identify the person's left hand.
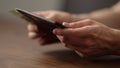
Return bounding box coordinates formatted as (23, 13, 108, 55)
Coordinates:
(53, 19, 117, 57)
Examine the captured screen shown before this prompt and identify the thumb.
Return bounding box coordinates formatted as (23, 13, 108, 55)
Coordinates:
(56, 35, 63, 42)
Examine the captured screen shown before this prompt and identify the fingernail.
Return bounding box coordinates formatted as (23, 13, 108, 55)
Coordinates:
(62, 22, 70, 27)
(62, 22, 67, 25)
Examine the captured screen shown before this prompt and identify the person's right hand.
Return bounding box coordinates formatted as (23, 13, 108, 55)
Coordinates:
(53, 19, 119, 57)
(27, 10, 78, 45)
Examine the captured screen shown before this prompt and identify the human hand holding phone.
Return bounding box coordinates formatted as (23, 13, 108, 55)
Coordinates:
(11, 8, 66, 45)
(27, 10, 79, 45)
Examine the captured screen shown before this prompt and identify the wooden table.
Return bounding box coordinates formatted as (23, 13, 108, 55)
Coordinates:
(1, 21, 120, 68)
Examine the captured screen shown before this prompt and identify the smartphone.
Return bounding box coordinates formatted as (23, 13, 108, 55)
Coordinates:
(13, 8, 65, 34)
(11, 8, 66, 43)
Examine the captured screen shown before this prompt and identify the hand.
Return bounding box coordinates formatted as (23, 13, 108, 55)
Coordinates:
(34, 10, 79, 23)
(53, 19, 117, 57)
(27, 10, 78, 45)
(27, 24, 60, 45)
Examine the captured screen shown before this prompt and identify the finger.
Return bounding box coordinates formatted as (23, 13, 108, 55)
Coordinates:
(63, 19, 94, 28)
(53, 27, 87, 36)
(28, 32, 38, 39)
(53, 28, 74, 36)
(27, 24, 38, 32)
(56, 35, 63, 42)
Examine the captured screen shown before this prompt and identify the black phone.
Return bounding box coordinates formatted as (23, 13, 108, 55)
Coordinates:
(11, 8, 66, 43)
(14, 8, 65, 34)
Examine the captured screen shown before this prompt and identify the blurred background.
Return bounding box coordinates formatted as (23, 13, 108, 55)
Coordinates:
(0, 0, 119, 24)
(0, 1, 120, 68)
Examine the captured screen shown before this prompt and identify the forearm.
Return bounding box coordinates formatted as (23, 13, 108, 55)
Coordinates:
(75, 2, 120, 29)
(89, 8, 120, 29)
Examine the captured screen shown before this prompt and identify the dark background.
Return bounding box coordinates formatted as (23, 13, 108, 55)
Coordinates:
(62, 0, 119, 13)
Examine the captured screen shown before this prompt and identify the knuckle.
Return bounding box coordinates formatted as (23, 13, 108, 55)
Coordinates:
(85, 19, 94, 24)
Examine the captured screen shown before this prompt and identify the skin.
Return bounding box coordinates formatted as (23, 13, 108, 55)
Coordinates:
(53, 19, 120, 57)
(27, 2, 120, 57)
(28, 18, 120, 57)
(28, 11, 79, 45)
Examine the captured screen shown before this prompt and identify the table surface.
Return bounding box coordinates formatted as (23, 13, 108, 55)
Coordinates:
(1, 22, 120, 68)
